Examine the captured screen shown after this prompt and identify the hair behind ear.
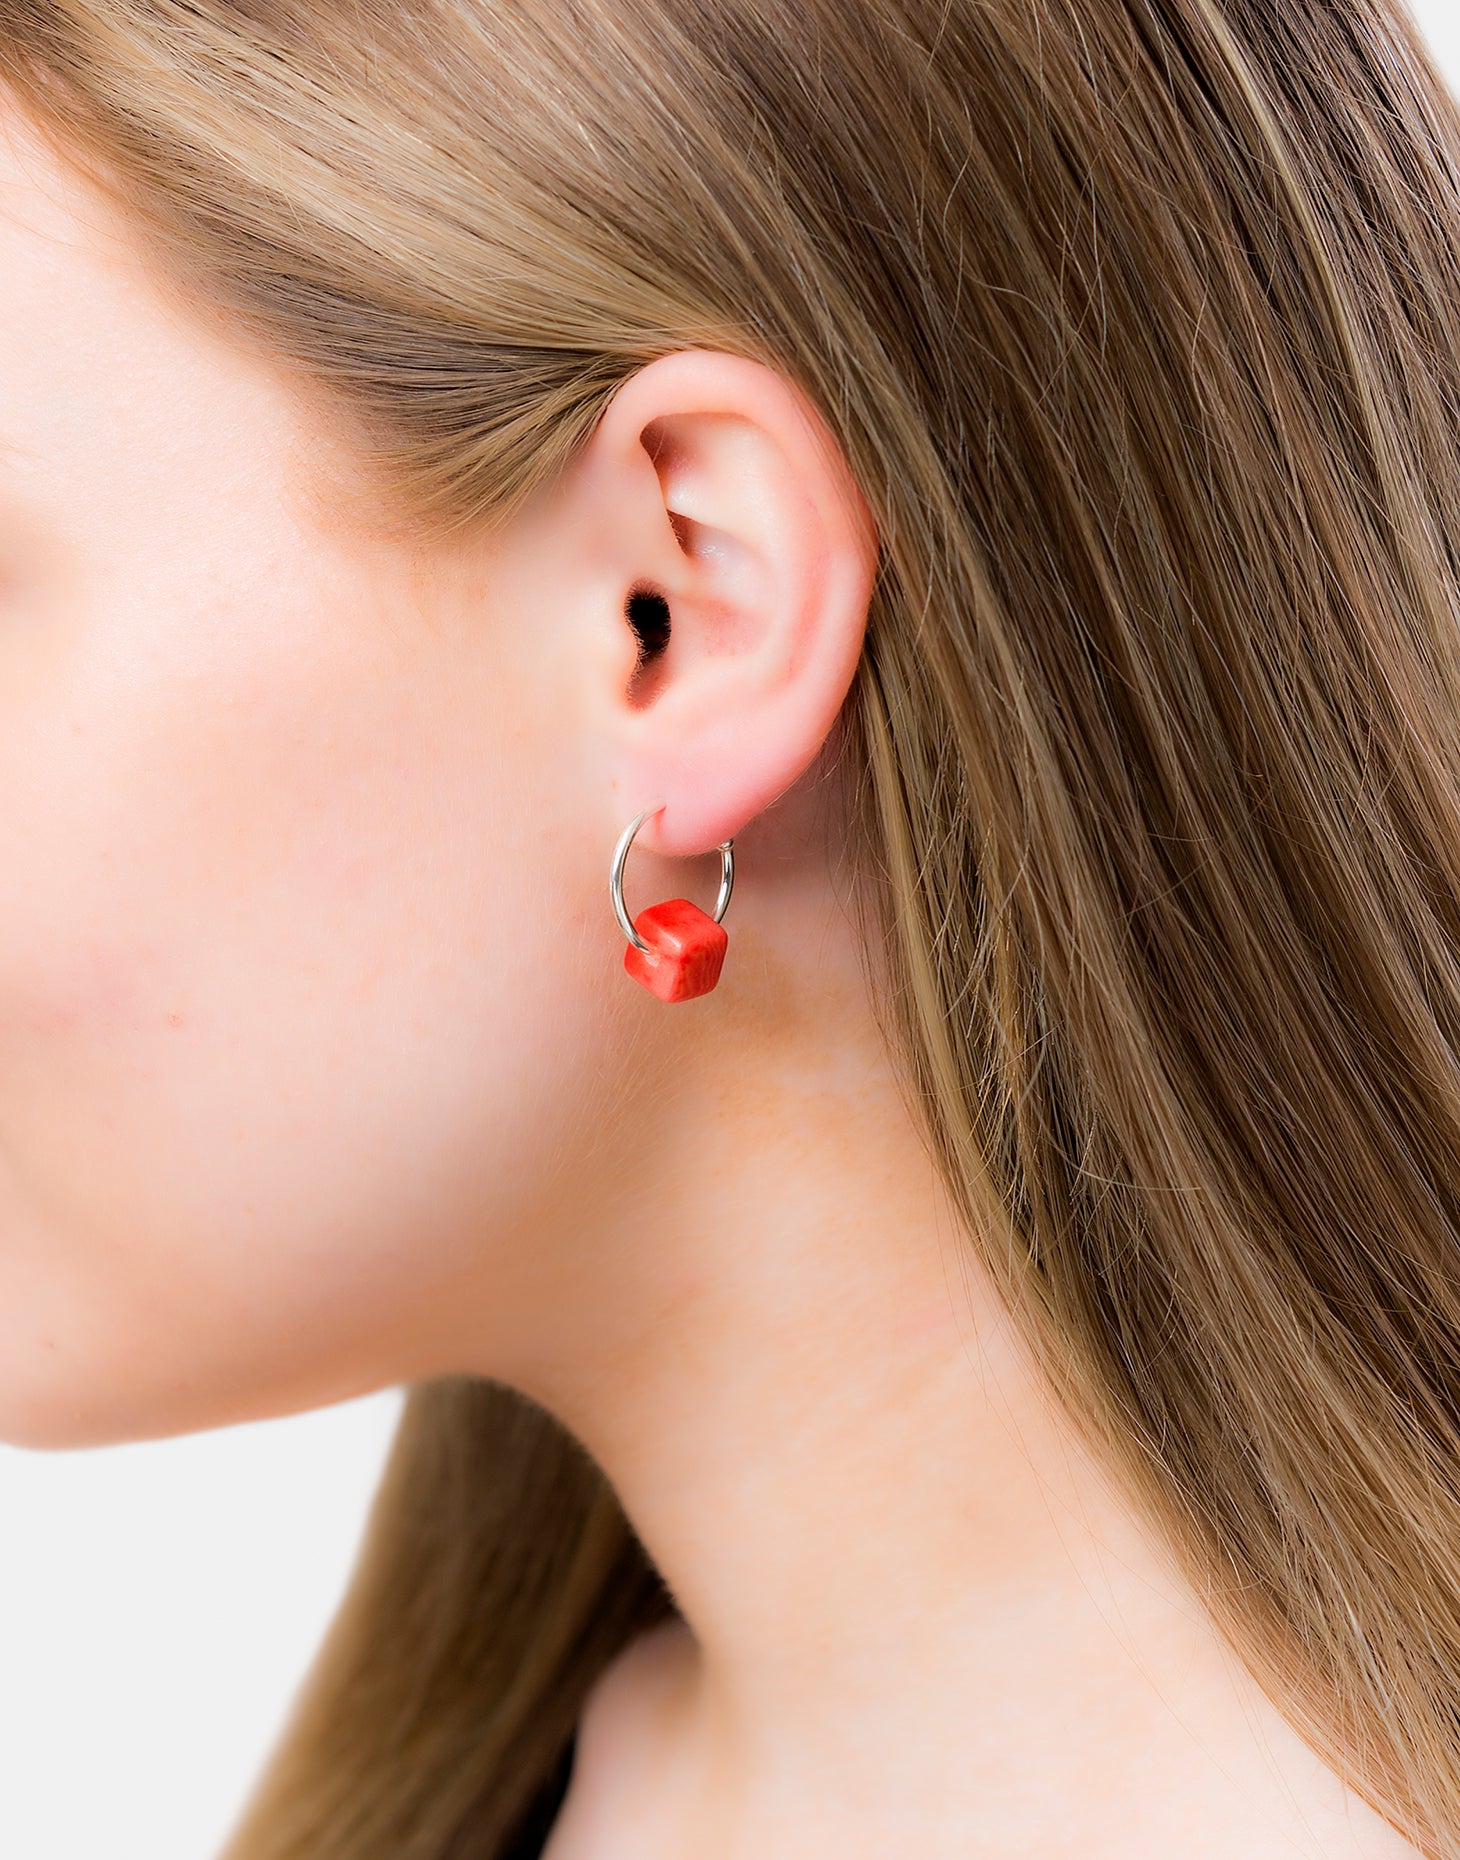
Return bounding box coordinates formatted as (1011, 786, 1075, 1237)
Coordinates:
(219, 1378, 672, 1860)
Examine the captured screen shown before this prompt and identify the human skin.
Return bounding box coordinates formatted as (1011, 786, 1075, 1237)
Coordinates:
(0, 103, 1424, 1859)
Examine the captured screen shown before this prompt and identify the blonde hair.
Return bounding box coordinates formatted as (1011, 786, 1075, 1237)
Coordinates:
(6, 0, 1460, 1852)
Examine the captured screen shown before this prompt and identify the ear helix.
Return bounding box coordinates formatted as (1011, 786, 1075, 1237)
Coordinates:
(609, 806, 735, 1003)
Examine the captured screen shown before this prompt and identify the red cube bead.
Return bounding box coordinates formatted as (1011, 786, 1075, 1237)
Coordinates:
(624, 898, 729, 1002)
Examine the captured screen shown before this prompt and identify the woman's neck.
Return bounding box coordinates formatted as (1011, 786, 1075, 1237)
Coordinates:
(466, 829, 1413, 1857)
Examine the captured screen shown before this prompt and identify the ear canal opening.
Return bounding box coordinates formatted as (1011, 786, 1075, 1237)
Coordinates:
(624, 584, 671, 706)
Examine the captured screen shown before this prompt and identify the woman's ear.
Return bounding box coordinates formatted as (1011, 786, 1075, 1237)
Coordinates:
(569, 349, 879, 858)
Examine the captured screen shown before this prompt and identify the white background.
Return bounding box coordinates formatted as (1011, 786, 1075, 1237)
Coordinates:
(3, 7, 1460, 1857)
(1417, 0, 1458, 79)
(0, 1390, 405, 1859)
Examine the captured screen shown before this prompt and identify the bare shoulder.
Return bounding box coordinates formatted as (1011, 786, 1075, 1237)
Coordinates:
(573, 1612, 697, 1767)
(540, 1615, 697, 1860)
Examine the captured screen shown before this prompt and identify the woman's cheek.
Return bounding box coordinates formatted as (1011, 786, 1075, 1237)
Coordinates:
(0, 700, 395, 1439)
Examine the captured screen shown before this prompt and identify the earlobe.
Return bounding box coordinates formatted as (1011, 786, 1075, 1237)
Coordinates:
(586, 349, 878, 860)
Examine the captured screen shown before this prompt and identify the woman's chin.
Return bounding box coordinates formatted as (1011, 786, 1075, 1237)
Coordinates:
(0, 1332, 247, 1453)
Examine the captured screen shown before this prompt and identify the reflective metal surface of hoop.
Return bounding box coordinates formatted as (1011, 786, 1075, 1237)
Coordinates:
(610, 807, 735, 952)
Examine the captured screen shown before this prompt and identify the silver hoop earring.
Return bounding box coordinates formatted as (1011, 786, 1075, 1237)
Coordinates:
(610, 806, 735, 1002)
